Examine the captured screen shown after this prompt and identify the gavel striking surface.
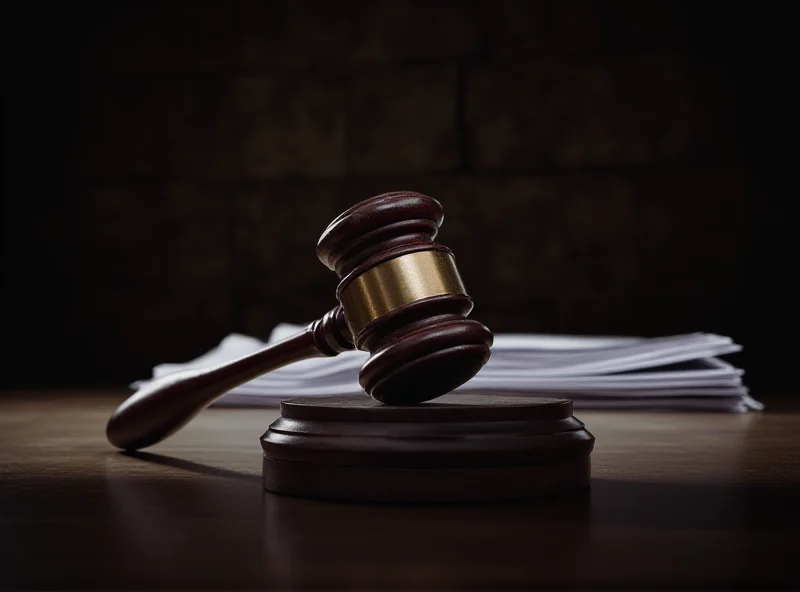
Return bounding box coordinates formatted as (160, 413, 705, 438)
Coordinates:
(316, 191, 493, 405)
(261, 393, 594, 502)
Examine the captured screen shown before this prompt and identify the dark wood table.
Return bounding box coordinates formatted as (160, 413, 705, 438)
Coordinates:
(2, 391, 798, 590)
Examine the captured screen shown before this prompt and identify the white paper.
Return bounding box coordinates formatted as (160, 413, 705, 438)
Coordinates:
(131, 324, 760, 412)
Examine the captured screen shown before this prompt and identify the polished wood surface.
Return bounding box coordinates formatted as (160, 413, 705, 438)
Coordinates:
(261, 394, 594, 501)
(317, 191, 492, 405)
(3, 390, 798, 590)
(106, 307, 353, 450)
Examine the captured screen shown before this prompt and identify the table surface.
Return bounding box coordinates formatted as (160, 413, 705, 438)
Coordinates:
(1, 390, 798, 590)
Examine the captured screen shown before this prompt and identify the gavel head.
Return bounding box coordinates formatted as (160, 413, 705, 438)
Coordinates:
(316, 191, 493, 405)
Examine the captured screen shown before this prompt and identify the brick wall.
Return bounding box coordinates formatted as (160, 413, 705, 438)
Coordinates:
(5, 1, 796, 388)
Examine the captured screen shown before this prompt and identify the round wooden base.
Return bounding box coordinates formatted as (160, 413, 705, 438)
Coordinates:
(260, 393, 595, 502)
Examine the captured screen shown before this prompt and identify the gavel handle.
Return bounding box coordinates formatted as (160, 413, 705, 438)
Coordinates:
(106, 307, 353, 450)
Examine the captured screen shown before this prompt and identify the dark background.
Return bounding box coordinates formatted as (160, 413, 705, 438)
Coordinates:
(4, 1, 796, 391)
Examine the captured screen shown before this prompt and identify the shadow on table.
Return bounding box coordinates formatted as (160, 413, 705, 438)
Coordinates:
(121, 450, 262, 483)
(115, 448, 799, 532)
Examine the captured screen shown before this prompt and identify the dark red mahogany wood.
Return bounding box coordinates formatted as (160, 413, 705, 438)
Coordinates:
(107, 308, 352, 450)
(317, 192, 493, 405)
(261, 393, 595, 502)
(106, 191, 493, 450)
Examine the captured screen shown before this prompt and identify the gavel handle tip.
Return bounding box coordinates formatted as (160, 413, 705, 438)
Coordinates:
(104, 307, 354, 449)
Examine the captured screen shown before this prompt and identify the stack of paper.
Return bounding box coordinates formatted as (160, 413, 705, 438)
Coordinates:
(133, 323, 760, 412)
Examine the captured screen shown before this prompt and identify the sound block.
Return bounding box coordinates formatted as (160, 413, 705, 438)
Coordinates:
(260, 393, 594, 502)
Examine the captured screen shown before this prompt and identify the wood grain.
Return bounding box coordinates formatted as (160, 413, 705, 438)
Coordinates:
(2, 390, 798, 590)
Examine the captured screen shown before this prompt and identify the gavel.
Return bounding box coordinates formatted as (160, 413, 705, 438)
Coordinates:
(106, 191, 494, 450)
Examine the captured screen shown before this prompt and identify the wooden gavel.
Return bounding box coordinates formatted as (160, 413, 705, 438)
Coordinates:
(106, 191, 493, 450)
